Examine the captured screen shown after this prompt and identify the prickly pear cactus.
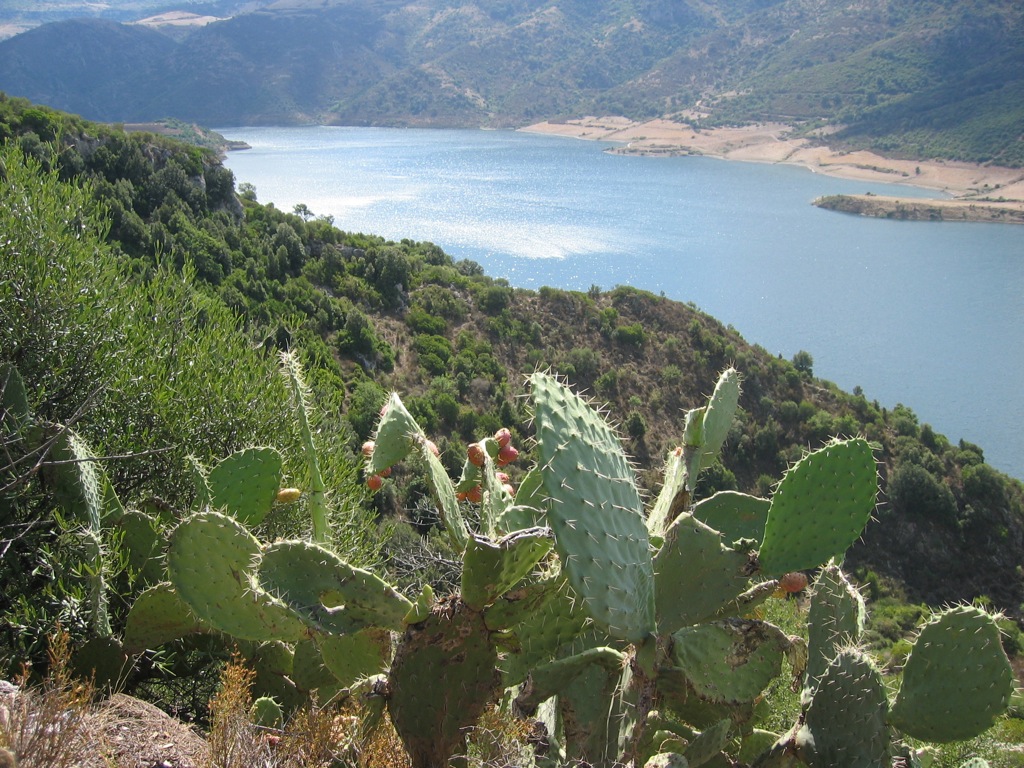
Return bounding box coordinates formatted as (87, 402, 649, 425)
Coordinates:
(387, 597, 501, 768)
(804, 562, 865, 695)
(889, 605, 1014, 742)
(207, 446, 283, 526)
(529, 371, 656, 643)
(167, 510, 306, 642)
(758, 438, 877, 576)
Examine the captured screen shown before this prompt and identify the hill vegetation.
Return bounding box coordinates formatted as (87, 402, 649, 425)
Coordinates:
(0, 0, 1021, 166)
(3, 94, 1024, 701)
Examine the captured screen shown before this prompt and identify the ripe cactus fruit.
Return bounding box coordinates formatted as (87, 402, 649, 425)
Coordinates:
(467, 441, 487, 467)
(889, 605, 1014, 742)
(275, 487, 302, 503)
(530, 371, 656, 643)
(496, 443, 519, 466)
(494, 427, 512, 447)
(777, 572, 808, 594)
(366, 473, 383, 491)
(758, 438, 877, 576)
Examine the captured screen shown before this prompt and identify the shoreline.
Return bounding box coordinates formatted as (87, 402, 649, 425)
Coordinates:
(520, 117, 1024, 217)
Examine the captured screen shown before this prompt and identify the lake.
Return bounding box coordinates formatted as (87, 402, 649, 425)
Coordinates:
(217, 126, 1024, 480)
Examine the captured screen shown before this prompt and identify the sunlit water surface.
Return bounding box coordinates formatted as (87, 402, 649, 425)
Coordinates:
(218, 126, 1024, 480)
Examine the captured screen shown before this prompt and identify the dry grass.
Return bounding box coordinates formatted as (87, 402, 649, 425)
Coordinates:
(0, 631, 101, 768)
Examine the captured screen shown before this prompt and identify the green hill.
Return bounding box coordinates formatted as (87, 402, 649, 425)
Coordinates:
(0, 0, 1021, 165)
(3, 96, 1023, 665)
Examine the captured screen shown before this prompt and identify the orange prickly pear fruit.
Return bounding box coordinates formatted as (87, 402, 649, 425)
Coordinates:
(275, 487, 302, 503)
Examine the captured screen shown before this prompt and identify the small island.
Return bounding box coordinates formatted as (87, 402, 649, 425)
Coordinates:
(813, 193, 1024, 224)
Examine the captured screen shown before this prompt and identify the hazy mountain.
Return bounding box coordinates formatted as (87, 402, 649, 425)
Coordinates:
(0, 0, 1021, 164)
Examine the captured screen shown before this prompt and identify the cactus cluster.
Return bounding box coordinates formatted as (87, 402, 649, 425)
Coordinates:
(757, 562, 1015, 767)
(7, 354, 1015, 767)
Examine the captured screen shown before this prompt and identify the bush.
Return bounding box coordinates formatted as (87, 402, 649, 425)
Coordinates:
(887, 462, 958, 524)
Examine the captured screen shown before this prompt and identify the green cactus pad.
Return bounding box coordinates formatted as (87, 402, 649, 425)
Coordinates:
(368, 392, 423, 473)
(758, 439, 877, 577)
(420, 440, 469, 550)
(514, 646, 627, 711)
(647, 445, 687, 538)
(387, 597, 501, 768)
(124, 583, 207, 654)
(795, 648, 889, 768)
(115, 509, 164, 586)
(654, 513, 753, 633)
(804, 563, 865, 695)
(167, 510, 306, 642)
(316, 628, 391, 687)
(530, 371, 656, 642)
(289, 640, 341, 706)
(250, 642, 305, 713)
(72, 636, 131, 691)
(701, 367, 741, 467)
(250, 696, 283, 728)
(0, 363, 30, 430)
(258, 540, 412, 634)
(207, 446, 283, 526)
(692, 491, 770, 547)
(643, 754, 688, 768)
(499, 575, 590, 685)
(889, 605, 1014, 742)
(670, 619, 791, 706)
(554, 655, 630, 767)
(685, 718, 731, 768)
(461, 527, 553, 610)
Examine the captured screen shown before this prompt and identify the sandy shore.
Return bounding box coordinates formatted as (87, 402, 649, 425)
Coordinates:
(521, 117, 1024, 213)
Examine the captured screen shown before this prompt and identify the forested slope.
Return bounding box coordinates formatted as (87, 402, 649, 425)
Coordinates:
(2, 98, 1023, 681)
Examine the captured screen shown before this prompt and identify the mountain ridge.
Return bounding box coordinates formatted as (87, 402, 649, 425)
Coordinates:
(0, 0, 1021, 165)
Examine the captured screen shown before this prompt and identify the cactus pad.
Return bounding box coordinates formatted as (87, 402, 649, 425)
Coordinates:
(258, 540, 412, 634)
(461, 527, 553, 611)
(758, 439, 877, 576)
(420, 440, 470, 549)
(684, 718, 732, 768)
(795, 648, 889, 768)
(654, 513, 753, 633)
(167, 510, 306, 642)
(368, 392, 423, 473)
(701, 367, 740, 467)
(889, 605, 1014, 742)
(208, 446, 283, 526)
(670, 619, 791, 706)
(692, 490, 769, 547)
(124, 583, 206, 654)
(530, 371, 656, 642)
(804, 563, 865, 695)
(387, 597, 500, 768)
(316, 628, 392, 687)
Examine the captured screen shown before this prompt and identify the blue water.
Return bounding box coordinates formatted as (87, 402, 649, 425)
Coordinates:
(217, 126, 1024, 480)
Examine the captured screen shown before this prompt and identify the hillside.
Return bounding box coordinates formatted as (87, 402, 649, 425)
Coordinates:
(2, 97, 1023, 635)
(0, 0, 1021, 165)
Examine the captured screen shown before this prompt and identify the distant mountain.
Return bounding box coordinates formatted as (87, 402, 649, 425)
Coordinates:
(0, 0, 1021, 164)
